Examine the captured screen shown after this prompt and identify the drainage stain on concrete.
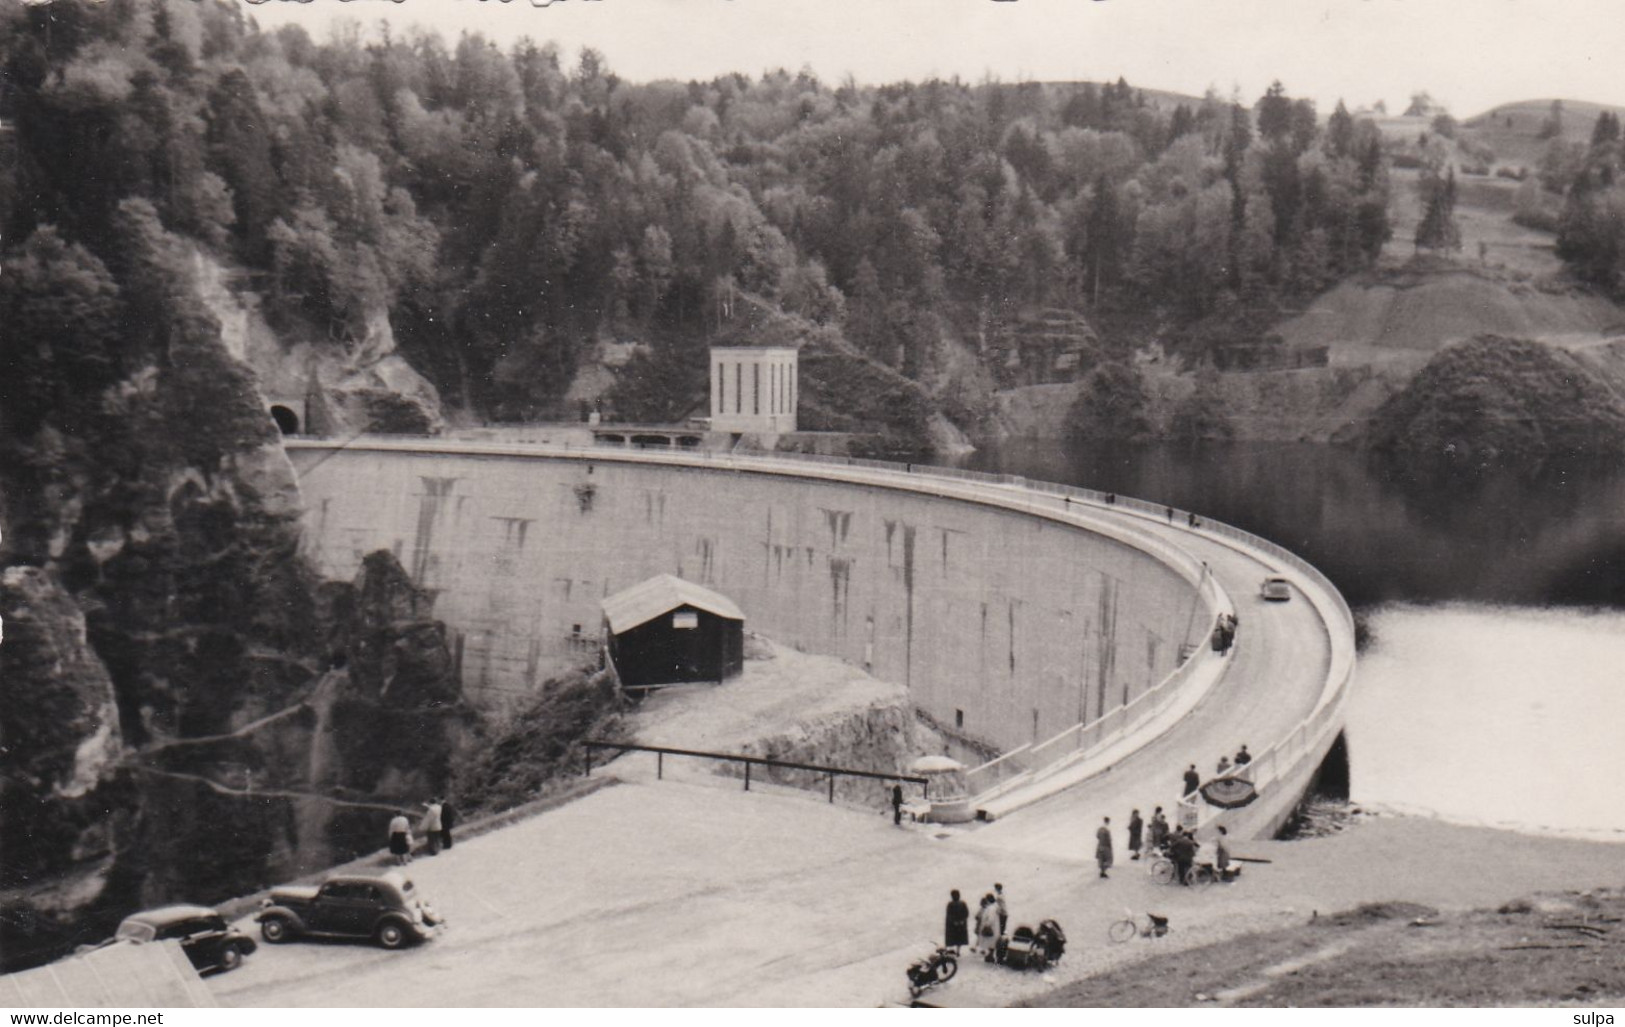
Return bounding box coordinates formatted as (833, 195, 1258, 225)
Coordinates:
(411, 476, 458, 584)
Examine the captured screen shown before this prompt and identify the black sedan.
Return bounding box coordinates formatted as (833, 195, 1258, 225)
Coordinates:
(256, 870, 444, 949)
(86, 905, 258, 975)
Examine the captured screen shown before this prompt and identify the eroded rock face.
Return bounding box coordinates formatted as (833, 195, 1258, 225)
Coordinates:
(314, 550, 470, 799)
(734, 702, 939, 809)
(0, 566, 138, 971)
(0, 566, 124, 880)
(193, 251, 444, 437)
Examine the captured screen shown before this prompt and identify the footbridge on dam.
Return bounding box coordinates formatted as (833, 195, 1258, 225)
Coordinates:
(285, 437, 1354, 844)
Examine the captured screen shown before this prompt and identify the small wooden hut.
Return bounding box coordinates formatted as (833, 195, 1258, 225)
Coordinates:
(601, 575, 745, 691)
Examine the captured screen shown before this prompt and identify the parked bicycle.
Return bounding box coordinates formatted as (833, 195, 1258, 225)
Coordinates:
(1108, 910, 1170, 943)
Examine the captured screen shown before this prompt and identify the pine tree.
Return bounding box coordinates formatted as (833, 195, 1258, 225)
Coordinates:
(1256, 81, 1293, 143)
(1415, 168, 1462, 253)
(1327, 101, 1356, 159)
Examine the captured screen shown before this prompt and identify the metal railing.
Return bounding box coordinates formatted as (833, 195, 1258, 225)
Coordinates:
(582, 740, 930, 803)
(962, 743, 1032, 795)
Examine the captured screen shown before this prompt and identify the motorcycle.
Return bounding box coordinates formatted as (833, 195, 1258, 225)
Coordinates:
(905, 945, 959, 997)
(996, 919, 1067, 970)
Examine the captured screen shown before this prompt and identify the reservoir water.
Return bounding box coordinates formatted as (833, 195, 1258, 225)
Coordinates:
(960, 439, 1625, 838)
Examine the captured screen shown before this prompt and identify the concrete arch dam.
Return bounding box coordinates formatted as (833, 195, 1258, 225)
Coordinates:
(286, 439, 1354, 839)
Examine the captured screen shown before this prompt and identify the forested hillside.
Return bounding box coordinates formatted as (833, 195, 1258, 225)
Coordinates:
(1, 0, 1394, 433)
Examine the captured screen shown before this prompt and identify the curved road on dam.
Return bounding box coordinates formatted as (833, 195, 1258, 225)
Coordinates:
(975, 506, 1334, 858)
(207, 442, 1348, 1006)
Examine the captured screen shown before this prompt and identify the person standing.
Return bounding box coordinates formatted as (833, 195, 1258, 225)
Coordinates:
(1234, 745, 1252, 767)
(974, 895, 999, 955)
(387, 811, 413, 866)
(1216, 755, 1232, 776)
(1183, 764, 1201, 797)
(1095, 817, 1114, 879)
(1169, 827, 1198, 886)
(1215, 825, 1232, 875)
(945, 890, 970, 954)
(891, 783, 904, 827)
(1127, 809, 1144, 861)
(994, 883, 1008, 935)
(1149, 807, 1169, 852)
(421, 799, 443, 856)
(439, 797, 457, 850)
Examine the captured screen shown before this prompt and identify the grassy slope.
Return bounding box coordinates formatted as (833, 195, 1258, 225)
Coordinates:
(1026, 892, 1625, 1007)
(1461, 98, 1625, 170)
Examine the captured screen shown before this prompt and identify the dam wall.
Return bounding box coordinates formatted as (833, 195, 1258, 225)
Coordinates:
(287, 441, 1218, 756)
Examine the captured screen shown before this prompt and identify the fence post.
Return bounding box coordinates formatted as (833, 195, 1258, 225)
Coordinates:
(744, 762, 751, 791)
(584, 746, 592, 777)
(657, 751, 663, 780)
(828, 775, 835, 803)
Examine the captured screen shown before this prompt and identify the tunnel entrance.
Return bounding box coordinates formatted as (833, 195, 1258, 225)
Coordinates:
(270, 405, 300, 436)
(1275, 730, 1353, 839)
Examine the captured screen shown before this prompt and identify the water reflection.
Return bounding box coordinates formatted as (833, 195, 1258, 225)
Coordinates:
(961, 440, 1625, 609)
(1346, 604, 1625, 838)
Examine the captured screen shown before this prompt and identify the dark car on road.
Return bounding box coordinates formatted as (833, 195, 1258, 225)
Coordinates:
(82, 905, 258, 975)
(257, 870, 443, 949)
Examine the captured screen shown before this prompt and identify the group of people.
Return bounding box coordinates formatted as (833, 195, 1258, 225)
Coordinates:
(1090, 807, 1165, 877)
(1183, 744, 1252, 797)
(1091, 809, 1227, 886)
(943, 883, 1007, 956)
(386, 797, 458, 866)
(1215, 745, 1252, 777)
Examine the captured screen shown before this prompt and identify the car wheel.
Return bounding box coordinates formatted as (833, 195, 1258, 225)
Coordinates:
(375, 921, 407, 949)
(260, 918, 291, 944)
(219, 945, 243, 972)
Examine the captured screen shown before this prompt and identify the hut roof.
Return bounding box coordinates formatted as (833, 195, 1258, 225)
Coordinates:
(601, 574, 745, 634)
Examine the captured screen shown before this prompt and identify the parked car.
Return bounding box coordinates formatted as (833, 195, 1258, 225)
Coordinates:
(1260, 575, 1292, 602)
(257, 871, 443, 949)
(80, 905, 257, 975)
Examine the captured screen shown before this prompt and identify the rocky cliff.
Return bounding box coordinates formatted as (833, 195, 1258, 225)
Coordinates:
(0, 215, 464, 970)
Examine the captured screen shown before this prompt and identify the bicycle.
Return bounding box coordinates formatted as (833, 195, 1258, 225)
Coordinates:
(1108, 910, 1170, 943)
(1149, 855, 1177, 885)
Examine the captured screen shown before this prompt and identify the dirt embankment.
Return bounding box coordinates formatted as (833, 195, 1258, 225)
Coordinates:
(625, 637, 944, 808)
(1027, 890, 1625, 1007)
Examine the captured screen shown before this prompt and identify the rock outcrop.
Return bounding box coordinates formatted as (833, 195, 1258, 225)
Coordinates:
(0, 567, 124, 883)
(193, 251, 444, 437)
(313, 550, 470, 800)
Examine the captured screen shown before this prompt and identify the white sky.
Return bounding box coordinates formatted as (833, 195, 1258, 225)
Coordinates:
(242, 0, 1625, 118)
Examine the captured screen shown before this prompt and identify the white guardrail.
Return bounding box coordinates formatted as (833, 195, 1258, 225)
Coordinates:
(285, 434, 1353, 815)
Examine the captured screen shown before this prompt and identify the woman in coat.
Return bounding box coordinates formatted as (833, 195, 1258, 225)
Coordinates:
(944, 890, 970, 953)
(1095, 816, 1114, 878)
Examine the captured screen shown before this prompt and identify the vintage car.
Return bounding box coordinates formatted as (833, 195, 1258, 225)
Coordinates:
(82, 905, 257, 975)
(257, 871, 443, 949)
(1260, 575, 1292, 602)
